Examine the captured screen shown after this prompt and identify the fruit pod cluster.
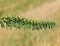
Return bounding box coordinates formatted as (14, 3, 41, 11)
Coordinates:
(0, 17, 56, 30)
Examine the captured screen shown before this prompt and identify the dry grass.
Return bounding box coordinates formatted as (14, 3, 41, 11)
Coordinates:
(0, 0, 60, 46)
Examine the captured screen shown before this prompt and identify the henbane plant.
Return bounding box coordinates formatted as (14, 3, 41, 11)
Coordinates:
(0, 16, 56, 30)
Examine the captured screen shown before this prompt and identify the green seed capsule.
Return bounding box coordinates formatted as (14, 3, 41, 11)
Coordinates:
(42, 22, 47, 29)
(34, 21, 39, 30)
(38, 22, 42, 29)
(49, 22, 56, 29)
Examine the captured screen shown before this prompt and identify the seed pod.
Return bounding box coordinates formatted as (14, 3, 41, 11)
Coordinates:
(42, 21, 47, 29)
(21, 18, 26, 25)
(34, 21, 39, 30)
(31, 20, 36, 30)
(24, 19, 31, 30)
(46, 22, 52, 29)
(48, 22, 56, 29)
(38, 22, 42, 29)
